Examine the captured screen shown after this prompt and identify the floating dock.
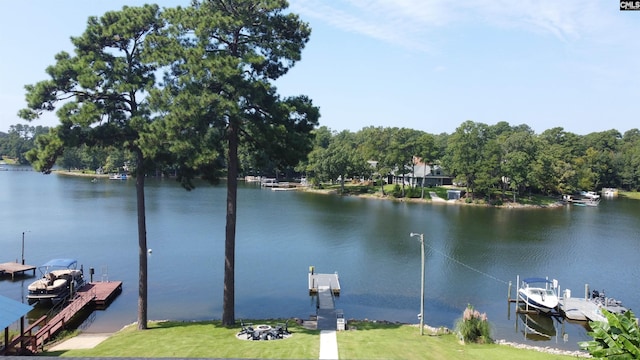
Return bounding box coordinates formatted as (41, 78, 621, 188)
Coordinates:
(308, 270, 340, 295)
(558, 297, 600, 321)
(308, 267, 343, 331)
(0, 262, 36, 279)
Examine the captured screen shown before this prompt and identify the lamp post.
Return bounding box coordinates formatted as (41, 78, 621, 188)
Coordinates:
(410, 232, 425, 335)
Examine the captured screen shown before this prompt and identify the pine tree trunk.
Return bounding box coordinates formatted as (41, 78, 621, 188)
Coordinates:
(135, 148, 148, 330)
(222, 121, 238, 325)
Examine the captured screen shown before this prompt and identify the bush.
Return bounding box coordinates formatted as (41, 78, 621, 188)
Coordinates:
(579, 309, 640, 358)
(455, 305, 492, 344)
(406, 186, 423, 198)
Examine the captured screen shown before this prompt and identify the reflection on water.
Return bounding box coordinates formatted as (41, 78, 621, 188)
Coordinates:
(517, 307, 557, 341)
(1, 169, 639, 351)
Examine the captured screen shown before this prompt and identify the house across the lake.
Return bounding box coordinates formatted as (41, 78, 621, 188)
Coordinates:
(388, 157, 453, 187)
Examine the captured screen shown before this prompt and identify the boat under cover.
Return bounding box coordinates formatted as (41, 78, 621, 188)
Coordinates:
(27, 258, 85, 306)
(518, 277, 559, 313)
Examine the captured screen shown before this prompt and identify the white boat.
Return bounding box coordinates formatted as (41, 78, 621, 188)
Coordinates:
(580, 191, 600, 200)
(574, 199, 600, 207)
(27, 258, 85, 306)
(260, 178, 278, 187)
(109, 173, 127, 180)
(518, 277, 559, 313)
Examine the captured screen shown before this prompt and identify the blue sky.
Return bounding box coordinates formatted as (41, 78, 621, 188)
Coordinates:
(1, 1, 638, 136)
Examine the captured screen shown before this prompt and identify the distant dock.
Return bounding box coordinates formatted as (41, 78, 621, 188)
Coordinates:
(0, 262, 36, 279)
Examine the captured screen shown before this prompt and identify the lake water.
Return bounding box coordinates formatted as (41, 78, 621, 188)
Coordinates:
(1, 167, 638, 351)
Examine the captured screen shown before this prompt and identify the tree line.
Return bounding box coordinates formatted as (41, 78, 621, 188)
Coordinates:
(300, 122, 640, 201)
(4, 120, 640, 202)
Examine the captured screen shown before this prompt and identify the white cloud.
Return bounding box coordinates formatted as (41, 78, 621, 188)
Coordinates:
(290, 0, 618, 48)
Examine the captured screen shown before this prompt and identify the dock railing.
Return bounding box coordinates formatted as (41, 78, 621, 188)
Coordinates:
(32, 291, 96, 351)
(5, 315, 46, 355)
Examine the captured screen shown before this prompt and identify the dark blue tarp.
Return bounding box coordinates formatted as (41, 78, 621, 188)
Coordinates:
(0, 295, 32, 329)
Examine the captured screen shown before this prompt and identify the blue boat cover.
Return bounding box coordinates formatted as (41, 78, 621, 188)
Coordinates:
(0, 295, 32, 329)
(41, 258, 77, 268)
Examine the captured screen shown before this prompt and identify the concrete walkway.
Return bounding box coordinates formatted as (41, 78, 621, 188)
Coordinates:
(47, 333, 111, 351)
(319, 330, 338, 359)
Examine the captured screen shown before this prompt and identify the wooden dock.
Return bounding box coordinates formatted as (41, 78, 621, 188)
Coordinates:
(78, 281, 123, 309)
(27, 281, 122, 352)
(0, 262, 36, 279)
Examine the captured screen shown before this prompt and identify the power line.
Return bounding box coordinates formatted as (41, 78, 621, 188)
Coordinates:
(424, 241, 509, 285)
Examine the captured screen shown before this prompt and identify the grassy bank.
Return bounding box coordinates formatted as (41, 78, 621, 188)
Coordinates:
(620, 190, 640, 200)
(47, 320, 583, 359)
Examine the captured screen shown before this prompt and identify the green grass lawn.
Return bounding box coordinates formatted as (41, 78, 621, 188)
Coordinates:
(47, 320, 582, 359)
(52, 320, 319, 358)
(620, 190, 640, 200)
(337, 321, 574, 360)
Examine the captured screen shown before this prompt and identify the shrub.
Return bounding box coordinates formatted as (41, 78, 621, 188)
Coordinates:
(579, 309, 640, 359)
(455, 304, 492, 344)
(406, 186, 423, 198)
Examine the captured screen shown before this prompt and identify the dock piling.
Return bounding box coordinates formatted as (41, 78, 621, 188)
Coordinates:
(585, 284, 589, 300)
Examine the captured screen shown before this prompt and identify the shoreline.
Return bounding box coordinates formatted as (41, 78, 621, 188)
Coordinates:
(300, 187, 565, 209)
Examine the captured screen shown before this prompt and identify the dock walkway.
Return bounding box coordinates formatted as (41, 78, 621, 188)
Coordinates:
(0, 262, 36, 279)
(308, 268, 342, 359)
(309, 271, 341, 331)
(28, 281, 122, 352)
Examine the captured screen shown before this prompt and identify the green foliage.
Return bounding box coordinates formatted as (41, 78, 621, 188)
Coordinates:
(405, 186, 423, 198)
(455, 305, 492, 344)
(391, 184, 403, 198)
(579, 309, 640, 359)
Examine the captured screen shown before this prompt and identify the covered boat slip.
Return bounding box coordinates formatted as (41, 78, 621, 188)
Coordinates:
(4, 281, 123, 354)
(1, 296, 32, 355)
